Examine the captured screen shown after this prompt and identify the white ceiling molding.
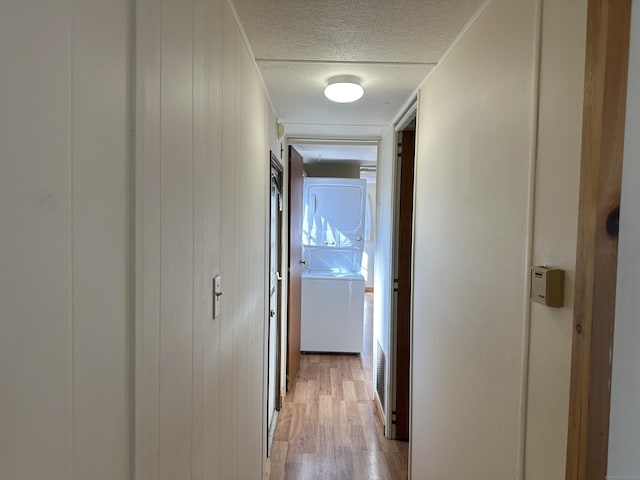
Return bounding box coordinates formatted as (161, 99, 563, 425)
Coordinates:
(284, 123, 389, 140)
(256, 59, 436, 66)
(395, 102, 418, 132)
(291, 143, 378, 166)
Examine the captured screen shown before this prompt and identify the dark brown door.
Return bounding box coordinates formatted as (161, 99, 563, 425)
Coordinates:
(395, 129, 415, 440)
(287, 146, 304, 389)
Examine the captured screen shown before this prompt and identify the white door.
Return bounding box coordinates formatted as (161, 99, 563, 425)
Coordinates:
(267, 160, 283, 454)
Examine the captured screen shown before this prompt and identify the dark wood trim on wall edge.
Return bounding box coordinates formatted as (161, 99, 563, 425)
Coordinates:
(565, 1, 632, 479)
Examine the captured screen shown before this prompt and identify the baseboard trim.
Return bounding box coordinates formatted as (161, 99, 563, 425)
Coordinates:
(373, 393, 385, 434)
(267, 410, 279, 457)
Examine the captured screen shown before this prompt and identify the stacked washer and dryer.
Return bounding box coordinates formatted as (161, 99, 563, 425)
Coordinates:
(300, 178, 367, 353)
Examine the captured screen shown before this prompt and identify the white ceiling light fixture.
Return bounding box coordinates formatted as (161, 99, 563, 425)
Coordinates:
(324, 76, 364, 103)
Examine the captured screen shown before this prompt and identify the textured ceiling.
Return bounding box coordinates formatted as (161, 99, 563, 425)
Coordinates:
(230, 0, 485, 141)
(260, 61, 433, 138)
(232, 0, 484, 63)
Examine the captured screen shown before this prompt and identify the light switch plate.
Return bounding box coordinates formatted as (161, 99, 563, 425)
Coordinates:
(213, 275, 222, 319)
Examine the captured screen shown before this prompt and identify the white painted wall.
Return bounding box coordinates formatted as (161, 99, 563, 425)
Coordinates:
(525, 0, 586, 478)
(410, 0, 586, 478)
(0, 1, 132, 479)
(362, 173, 377, 289)
(608, 1, 640, 477)
(411, 3, 535, 476)
(135, 1, 277, 479)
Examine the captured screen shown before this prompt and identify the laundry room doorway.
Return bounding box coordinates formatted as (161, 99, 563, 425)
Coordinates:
(287, 139, 378, 358)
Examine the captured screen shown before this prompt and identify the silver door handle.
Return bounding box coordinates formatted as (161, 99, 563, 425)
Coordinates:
(276, 272, 283, 281)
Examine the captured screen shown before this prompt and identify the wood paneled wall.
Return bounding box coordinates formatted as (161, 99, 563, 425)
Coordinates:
(135, 0, 277, 478)
(0, 1, 131, 478)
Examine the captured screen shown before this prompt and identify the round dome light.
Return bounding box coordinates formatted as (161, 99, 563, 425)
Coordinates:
(324, 76, 364, 103)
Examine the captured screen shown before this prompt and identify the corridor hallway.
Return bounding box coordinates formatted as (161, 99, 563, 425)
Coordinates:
(266, 294, 409, 479)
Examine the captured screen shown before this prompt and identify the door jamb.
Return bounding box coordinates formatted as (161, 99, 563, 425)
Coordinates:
(266, 151, 284, 458)
(565, 1, 631, 478)
(270, 151, 284, 412)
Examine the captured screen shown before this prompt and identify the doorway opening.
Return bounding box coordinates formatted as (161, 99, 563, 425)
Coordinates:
(285, 141, 378, 390)
(267, 151, 284, 455)
(268, 141, 409, 478)
(390, 118, 416, 441)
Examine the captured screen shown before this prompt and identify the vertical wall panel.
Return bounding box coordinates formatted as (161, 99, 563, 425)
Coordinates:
(71, 0, 132, 478)
(191, 0, 210, 478)
(159, 0, 194, 478)
(0, 2, 73, 478)
(218, 3, 238, 478)
(410, 0, 588, 477)
(246, 49, 270, 476)
(135, 0, 162, 478)
(202, 0, 224, 477)
(1, 1, 132, 479)
(232, 32, 249, 480)
(411, 0, 536, 477)
(134, 0, 276, 478)
(524, 0, 587, 478)
(2, 0, 278, 477)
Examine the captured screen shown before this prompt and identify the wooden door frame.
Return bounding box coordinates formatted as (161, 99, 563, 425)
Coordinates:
(269, 151, 284, 412)
(393, 128, 415, 441)
(565, 1, 632, 479)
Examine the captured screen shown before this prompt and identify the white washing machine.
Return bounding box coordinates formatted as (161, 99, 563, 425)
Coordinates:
(301, 271, 365, 353)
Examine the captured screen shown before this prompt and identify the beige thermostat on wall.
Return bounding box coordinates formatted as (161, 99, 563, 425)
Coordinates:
(531, 266, 564, 307)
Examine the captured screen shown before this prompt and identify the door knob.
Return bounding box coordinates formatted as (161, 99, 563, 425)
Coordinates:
(270, 309, 276, 317)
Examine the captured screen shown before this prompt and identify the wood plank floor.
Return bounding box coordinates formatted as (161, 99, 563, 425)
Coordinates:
(266, 294, 409, 480)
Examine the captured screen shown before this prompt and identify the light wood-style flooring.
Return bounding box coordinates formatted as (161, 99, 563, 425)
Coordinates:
(266, 294, 409, 479)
